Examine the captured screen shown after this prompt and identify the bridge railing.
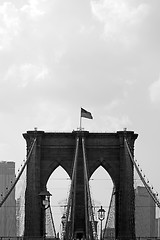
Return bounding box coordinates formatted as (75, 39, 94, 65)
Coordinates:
(0, 237, 159, 240)
(103, 238, 160, 240)
(0, 237, 59, 240)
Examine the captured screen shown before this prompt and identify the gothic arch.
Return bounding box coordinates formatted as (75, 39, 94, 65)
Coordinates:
(23, 130, 138, 239)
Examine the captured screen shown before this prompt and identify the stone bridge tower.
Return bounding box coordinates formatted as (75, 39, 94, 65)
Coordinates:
(23, 130, 138, 239)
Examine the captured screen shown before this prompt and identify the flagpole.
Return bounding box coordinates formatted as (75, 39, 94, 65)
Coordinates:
(79, 109, 82, 131)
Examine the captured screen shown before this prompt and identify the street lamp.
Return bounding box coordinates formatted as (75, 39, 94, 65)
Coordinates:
(98, 206, 105, 240)
(61, 214, 66, 239)
(39, 189, 52, 238)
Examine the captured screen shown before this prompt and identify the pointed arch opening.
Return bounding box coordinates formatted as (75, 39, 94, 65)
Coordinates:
(47, 166, 71, 235)
(89, 166, 114, 239)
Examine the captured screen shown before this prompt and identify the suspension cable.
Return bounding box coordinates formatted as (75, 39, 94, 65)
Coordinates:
(82, 137, 98, 240)
(124, 138, 160, 208)
(0, 138, 37, 208)
(63, 137, 79, 239)
(82, 137, 90, 240)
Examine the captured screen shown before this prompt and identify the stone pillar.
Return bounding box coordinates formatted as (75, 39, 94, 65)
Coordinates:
(23, 131, 44, 237)
(116, 131, 137, 240)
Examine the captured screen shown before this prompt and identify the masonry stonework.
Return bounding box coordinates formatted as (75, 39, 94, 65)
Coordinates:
(23, 130, 138, 239)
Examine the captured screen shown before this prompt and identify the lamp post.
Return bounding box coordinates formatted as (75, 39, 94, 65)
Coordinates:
(39, 190, 52, 238)
(61, 214, 66, 240)
(98, 206, 105, 240)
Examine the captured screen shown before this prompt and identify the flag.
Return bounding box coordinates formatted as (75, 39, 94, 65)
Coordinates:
(81, 108, 93, 119)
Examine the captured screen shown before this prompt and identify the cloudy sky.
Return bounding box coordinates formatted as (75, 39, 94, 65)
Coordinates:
(0, 0, 160, 232)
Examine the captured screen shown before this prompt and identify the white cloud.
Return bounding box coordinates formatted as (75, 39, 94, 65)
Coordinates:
(149, 77, 160, 103)
(91, 0, 149, 45)
(21, 0, 46, 20)
(0, 0, 50, 51)
(4, 63, 49, 88)
(0, 2, 20, 50)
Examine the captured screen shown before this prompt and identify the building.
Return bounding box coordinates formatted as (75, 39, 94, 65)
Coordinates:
(16, 195, 25, 236)
(16, 168, 26, 236)
(135, 186, 156, 238)
(0, 161, 16, 236)
(104, 186, 156, 239)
